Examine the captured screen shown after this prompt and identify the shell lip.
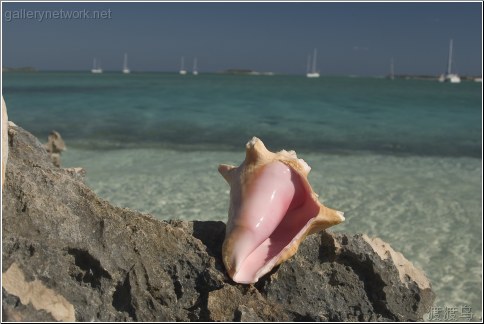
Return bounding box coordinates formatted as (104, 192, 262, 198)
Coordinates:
(229, 201, 345, 284)
(251, 219, 316, 283)
(231, 207, 323, 284)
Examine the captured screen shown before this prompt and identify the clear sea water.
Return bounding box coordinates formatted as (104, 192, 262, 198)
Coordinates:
(2, 72, 482, 319)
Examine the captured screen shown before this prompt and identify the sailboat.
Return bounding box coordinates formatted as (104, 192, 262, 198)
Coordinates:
(193, 57, 198, 76)
(439, 39, 461, 83)
(91, 58, 103, 74)
(306, 48, 320, 78)
(122, 53, 130, 74)
(179, 56, 187, 75)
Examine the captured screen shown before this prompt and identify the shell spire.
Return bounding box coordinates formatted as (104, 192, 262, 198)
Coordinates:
(219, 137, 344, 284)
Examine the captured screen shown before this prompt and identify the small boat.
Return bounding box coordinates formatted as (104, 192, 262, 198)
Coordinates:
(439, 39, 461, 84)
(193, 57, 198, 76)
(179, 56, 187, 75)
(474, 77, 482, 82)
(91, 58, 103, 74)
(306, 48, 320, 78)
(447, 74, 461, 83)
(122, 53, 130, 74)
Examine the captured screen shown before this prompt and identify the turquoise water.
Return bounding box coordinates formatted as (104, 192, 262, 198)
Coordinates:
(3, 72, 481, 156)
(2, 72, 482, 319)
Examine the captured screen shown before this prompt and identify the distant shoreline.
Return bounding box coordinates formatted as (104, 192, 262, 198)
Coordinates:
(3, 69, 482, 80)
(2, 66, 37, 72)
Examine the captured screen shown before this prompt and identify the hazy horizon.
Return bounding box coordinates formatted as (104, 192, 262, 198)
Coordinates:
(2, 2, 482, 76)
(3, 69, 483, 78)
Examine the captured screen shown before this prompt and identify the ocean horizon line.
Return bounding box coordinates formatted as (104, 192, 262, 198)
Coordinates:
(4, 69, 483, 79)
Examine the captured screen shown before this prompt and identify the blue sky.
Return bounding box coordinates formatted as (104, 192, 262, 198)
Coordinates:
(2, 2, 482, 75)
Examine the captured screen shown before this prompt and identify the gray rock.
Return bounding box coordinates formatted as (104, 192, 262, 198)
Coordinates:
(2, 124, 435, 321)
(2, 97, 8, 188)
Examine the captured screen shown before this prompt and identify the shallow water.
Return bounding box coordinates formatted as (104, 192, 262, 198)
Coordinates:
(3, 72, 482, 318)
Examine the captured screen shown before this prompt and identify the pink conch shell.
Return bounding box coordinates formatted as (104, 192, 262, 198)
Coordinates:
(218, 137, 345, 284)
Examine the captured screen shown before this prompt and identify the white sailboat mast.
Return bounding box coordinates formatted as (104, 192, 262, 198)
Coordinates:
(124, 53, 128, 70)
(312, 49, 317, 73)
(447, 39, 453, 75)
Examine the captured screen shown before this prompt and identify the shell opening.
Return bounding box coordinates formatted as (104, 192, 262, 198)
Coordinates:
(231, 161, 320, 283)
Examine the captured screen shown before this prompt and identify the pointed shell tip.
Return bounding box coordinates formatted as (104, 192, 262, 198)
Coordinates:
(337, 210, 345, 222)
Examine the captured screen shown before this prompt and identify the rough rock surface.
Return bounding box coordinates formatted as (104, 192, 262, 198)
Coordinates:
(1, 96, 8, 187)
(2, 125, 435, 321)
